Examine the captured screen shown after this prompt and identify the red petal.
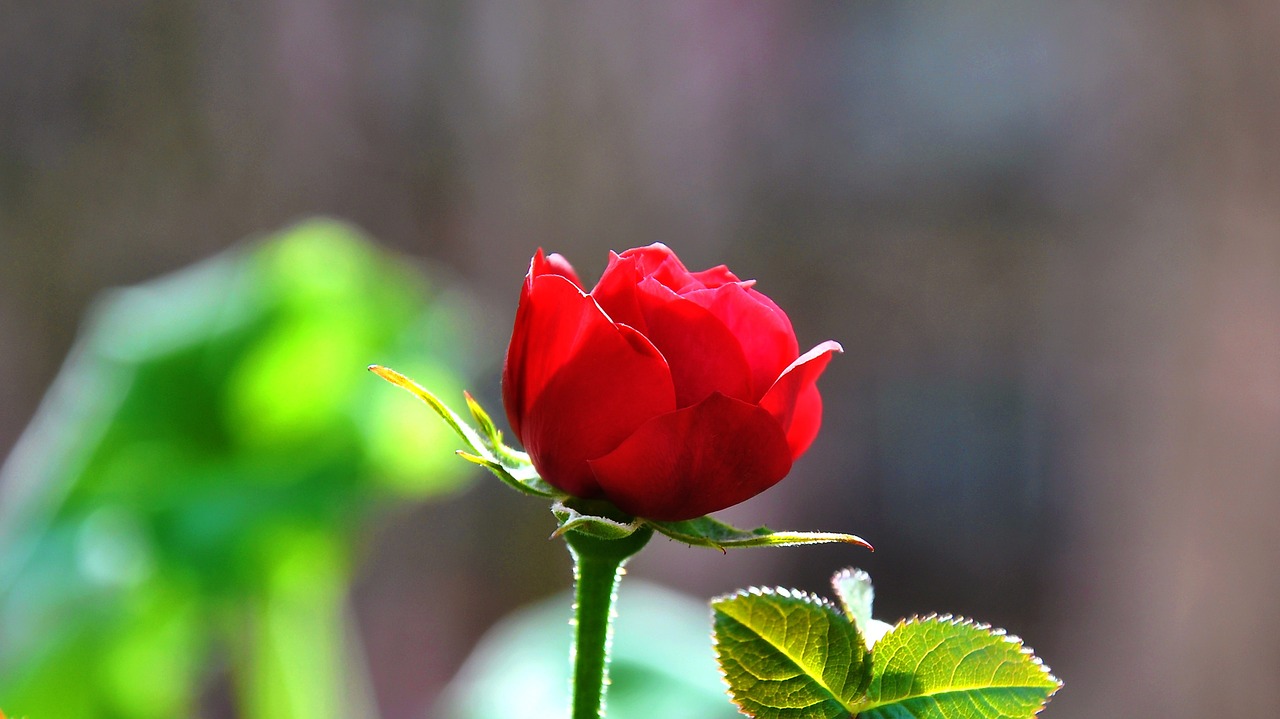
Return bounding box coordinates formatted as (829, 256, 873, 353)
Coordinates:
(509, 275, 677, 498)
(591, 251, 648, 330)
(633, 277, 753, 406)
(689, 264, 741, 288)
(503, 250, 587, 438)
(539, 250, 584, 289)
(589, 392, 793, 521)
(685, 282, 800, 401)
(503, 258, 541, 440)
(503, 261, 651, 441)
(595, 255, 754, 406)
(616, 243, 700, 293)
(784, 383, 824, 460)
(759, 340, 842, 458)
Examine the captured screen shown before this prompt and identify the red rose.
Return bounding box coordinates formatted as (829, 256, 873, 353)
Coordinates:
(502, 244, 841, 522)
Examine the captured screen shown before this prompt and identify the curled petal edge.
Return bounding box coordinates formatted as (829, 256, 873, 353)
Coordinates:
(760, 339, 843, 456)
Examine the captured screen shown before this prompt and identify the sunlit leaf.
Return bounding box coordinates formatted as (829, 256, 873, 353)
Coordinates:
(831, 568, 874, 629)
(712, 588, 871, 719)
(711, 571, 1060, 719)
(830, 568, 894, 649)
(854, 616, 1061, 719)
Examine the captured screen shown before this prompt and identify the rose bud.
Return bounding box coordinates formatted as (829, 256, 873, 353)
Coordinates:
(502, 244, 841, 522)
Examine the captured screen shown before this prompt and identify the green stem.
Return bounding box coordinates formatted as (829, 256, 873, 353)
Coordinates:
(563, 526, 653, 719)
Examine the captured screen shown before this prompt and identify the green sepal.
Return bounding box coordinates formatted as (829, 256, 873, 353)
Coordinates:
(646, 515, 873, 552)
(463, 390, 502, 445)
(456, 451, 557, 498)
(368, 365, 559, 498)
(551, 499, 646, 541)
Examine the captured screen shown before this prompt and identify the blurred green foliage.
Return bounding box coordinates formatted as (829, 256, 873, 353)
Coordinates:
(439, 581, 740, 719)
(0, 220, 474, 719)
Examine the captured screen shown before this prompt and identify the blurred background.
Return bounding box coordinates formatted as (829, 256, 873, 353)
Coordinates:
(2, 2, 1278, 717)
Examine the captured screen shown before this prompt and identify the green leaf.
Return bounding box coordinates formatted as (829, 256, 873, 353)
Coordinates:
(368, 365, 558, 498)
(711, 571, 1061, 719)
(831, 568, 894, 649)
(647, 516, 873, 552)
(831, 568, 875, 629)
(712, 588, 871, 719)
(854, 616, 1062, 719)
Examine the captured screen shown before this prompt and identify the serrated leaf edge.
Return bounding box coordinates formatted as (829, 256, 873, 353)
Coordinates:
(858, 613, 1063, 717)
(899, 613, 1063, 689)
(832, 567, 873, 584)
(831, 567, 874, 620)
(712, 585, 847, 615)
(711, 586, 864, 717)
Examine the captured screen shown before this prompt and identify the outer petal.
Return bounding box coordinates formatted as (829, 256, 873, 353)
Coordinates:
(503, 249, 585, 439)
(512, 275, 677, 498)
(589, 392, 793, 521)
(685, 282, 800, 401)
(502, 262, 546, 439)
(783, 384, 823, 460)
(759, 340, 843, 459)
(540, 250, 584, 289)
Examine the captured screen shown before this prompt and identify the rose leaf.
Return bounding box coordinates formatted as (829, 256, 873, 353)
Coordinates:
(853, 616, 1062, 719)
(712, 587, 871, 719)
(830, 568, 894, 649)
